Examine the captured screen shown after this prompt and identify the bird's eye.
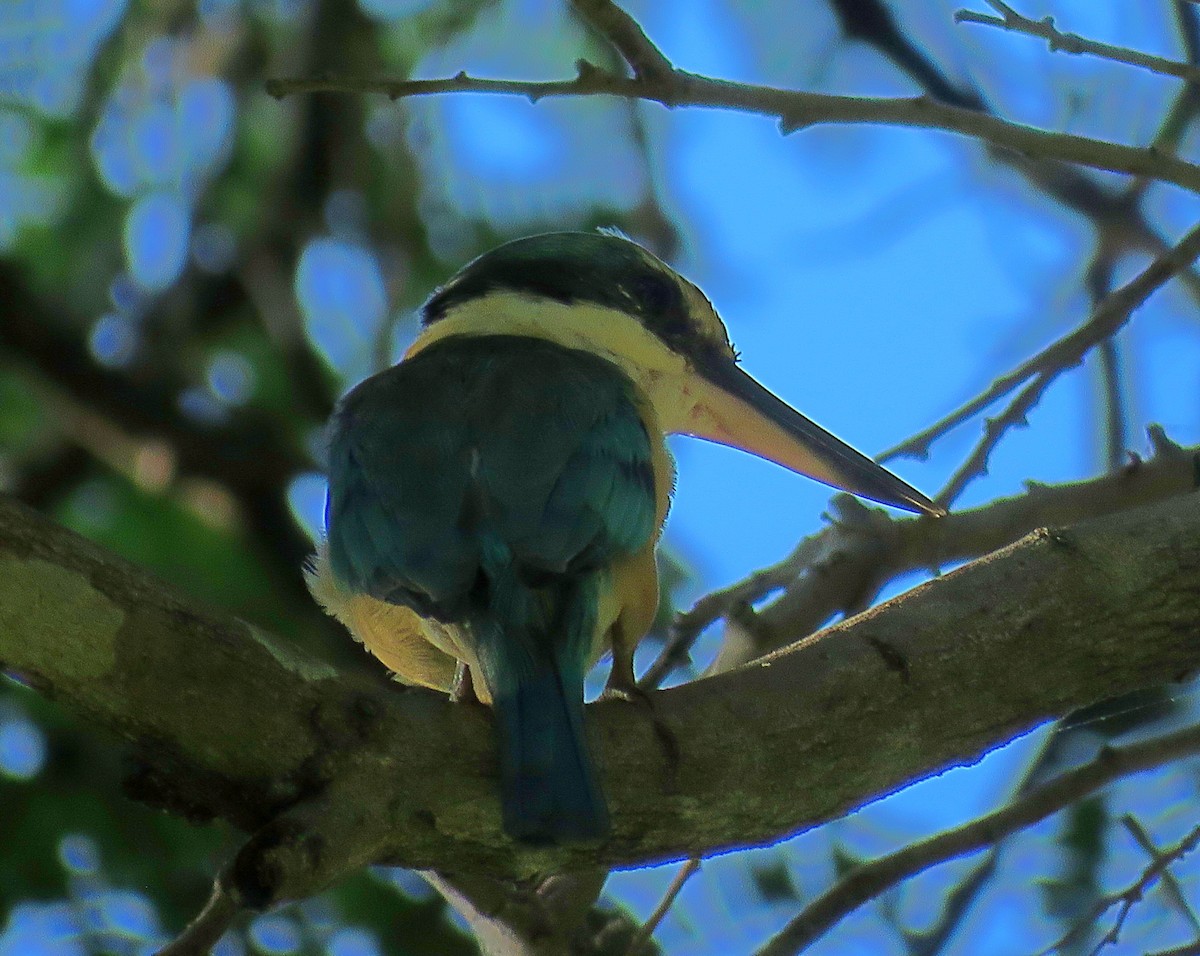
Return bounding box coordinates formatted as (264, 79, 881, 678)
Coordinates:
(631, 272, 680, 316)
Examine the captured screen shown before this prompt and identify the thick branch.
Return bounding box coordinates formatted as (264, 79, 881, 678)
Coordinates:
(2, 488, 1199, 887)
(708, 428, 1199, 672)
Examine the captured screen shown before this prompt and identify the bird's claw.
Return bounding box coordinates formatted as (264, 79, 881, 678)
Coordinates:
(600, 678, 681, 792)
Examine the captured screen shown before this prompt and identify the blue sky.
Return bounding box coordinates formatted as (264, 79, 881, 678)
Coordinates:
(4, 0, 1200, 953)
(382, 3, 1200, 952)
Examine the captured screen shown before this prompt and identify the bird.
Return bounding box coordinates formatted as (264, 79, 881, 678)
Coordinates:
(306, 231, 941, 844)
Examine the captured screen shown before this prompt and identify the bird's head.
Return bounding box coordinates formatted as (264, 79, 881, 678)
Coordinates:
(410, 232, 941, 516)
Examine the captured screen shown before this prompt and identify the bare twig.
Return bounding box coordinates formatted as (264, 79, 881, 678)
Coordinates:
(936, 372, 1048, 509)
(831, 0, 984, 110)
(882, 219, 1200, 465)
(639, 538, 819, 689)
(1122, 815, 1200, 937)
(570, 0, 674, 80)
(1125, 1, 1200, 205)
(905, 849, 999, 955)
(716, 425, 1199, 673)
(425, 870, 614, 955)
(650, 496, 895, 684)
(957, 2, 1200, 84)
(624, 858, 701, 955)
(263, 68, 1200, 194)
(1083, 257, 1128, 473)
(1097, 336, 1128, 473)
(903, 719, 1108, 956)
(1033, 820, 1200, 956)
(754, 724, 1200, 956)
(156, 880, 241, 956)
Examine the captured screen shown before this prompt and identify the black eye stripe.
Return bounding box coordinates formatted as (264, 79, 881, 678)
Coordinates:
(421, 233, 709, 353)
(424, 234, 685, 327)
(628, 271, 693, 342)
(629, 272, 678, 315)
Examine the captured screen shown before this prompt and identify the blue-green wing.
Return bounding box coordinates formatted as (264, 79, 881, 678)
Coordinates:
(325, 336, 657, 619)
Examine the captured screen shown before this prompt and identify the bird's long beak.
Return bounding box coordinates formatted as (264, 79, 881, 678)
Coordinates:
(683, 355, 944, 517)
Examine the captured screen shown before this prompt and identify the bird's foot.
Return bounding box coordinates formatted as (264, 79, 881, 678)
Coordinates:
(598, 673, 645, 706)
(600, 676, 681, 793)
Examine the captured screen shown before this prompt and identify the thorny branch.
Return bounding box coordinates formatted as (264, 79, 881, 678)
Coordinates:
(934, 372, 1048, 510)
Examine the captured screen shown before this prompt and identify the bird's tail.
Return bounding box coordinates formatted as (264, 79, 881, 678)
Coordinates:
(473, 555, 609, 843)
(490, 652, 609, 843)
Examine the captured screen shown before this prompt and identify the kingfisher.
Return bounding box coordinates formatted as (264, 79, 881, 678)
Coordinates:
(307, 232, 940, 844)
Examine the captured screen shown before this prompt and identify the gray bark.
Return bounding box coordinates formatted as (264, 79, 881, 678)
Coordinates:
(1, 489, 1198, 899)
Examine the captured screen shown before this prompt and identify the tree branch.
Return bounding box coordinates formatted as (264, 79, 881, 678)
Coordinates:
(570, 0, 675, 80)
(4, 480, 1200, 894)
(755, 724, 1200, 956)
(155, 880, 241, 956)
(957, 2, 1200, 85)
(1034, 820, 1200, 956)
(420, 870, 614, 956)
(933, 371, 1048, 509)
(881, 219, 1200, 465)
(710, 427, 1199, 673)
(262, 66, 1200, 195)
(1122, 814, 1200, 940)
(625, 858, 700, 955)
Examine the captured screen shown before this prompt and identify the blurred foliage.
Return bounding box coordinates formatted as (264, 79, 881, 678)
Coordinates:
(0, 0, 623, 951)
(749, 859, 802, 906)
(1040, 797, 1108, 922)
(0, 0, 692, 948)
(3, 0, 1200, 954)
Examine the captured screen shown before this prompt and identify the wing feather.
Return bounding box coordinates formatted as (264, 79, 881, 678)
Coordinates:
(326, 336, 656, 619)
